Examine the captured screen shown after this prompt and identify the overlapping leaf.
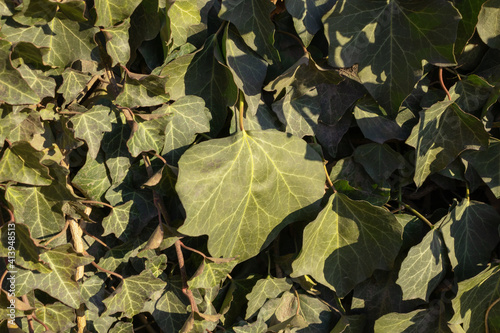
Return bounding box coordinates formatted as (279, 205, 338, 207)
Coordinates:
(406, 100, 489, 187)
(477, 0, 500, 49)
(0, 141, 51, 185)
(323, 0, 460, 114)
(71, 105, 113, 159)
(462, 139, 500, 198)
(94, 0, 142, 27)
(102, 19, 132, 66)
(245, 277, 291, 319)
(116, 71, 170, 108)
(72, 152, 111, 201)
(292, 193, 402, 297)
(176, 129, 325, 260)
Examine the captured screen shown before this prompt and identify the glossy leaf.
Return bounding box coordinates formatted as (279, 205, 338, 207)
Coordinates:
(72, 152, 111, 201)
(406, 100, 489, 187)
(440, 199, 500, 281)
(34, 301, 75, 333)
(292, 193, 402, 297)
(168, 0, 202, 49)
(323, 0, 460, 113)
(176, 130, 325, 260)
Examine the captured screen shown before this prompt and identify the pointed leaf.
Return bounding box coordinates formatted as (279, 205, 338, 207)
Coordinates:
(116, 72, 170, 108)
(219, 0, 279, 64)
(450, 266, 500, 332)
(34, 302, 75, 333)
(245, 277, 292, 319)
(292, 193, 402, 297)
(127, 114, 171, 157)
(449, 74, 493, 117)
(70, 105, 113, 159)
(102, 110, 133, 184)
(374, 308, 450, 333)
(1, 14, 99, 67)
(16, 64, 56, 99)
(103, 270, 167, 318)
(103, 19, 131, 66)
(12, 0, 57, 26)
(94, 0, 142, 27)
(462, 139, 500, 198)
(168, 0, 202, 49)
(233, 319, 268, 333)
(406, 101, 489, 187)
(101, 201, 135, 241)
(176, 130, 325, 260)
(454, 0, 487, 55)
(72, 152, 111, 201)
(0, 141, 51, 186)
(225, 26, 268, 116)
(57, 68, 93, 105)
(323, 0, 460, 113)
(0, 40, 38, 105)
(440, 199, 500, 281)
(353, 143, 404, 184)
(396, 228, 446, 301)
(188, 258, 238, 289)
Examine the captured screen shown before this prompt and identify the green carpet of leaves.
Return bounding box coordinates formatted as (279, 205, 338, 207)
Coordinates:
(0, 0, 499, 332)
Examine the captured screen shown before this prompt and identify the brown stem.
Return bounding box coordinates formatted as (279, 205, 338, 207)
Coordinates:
(31, 313, 50, 332)
(81, 227, 111, 249)
(175, 241, 199, 313)
(439, 67, 451, 101)
(88, 259, 124, 280)
(179, 241, 207, 259)
(137, 314, 159, 333)
(485, 297, 500, 333)
(21, 295, 35, 333)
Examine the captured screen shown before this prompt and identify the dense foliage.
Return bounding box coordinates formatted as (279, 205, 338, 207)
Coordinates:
(0, 0, 499, 332)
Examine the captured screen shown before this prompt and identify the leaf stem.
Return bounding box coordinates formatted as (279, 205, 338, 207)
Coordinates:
(175, 240, 199, 312)
(465, 182, 470, 202)
(89, 260, 124, 280)
(324, 163, 336, 192)
(21, 295, 35, 333)
(439, 67, 451, 101)
(239, 90, 245, 132)
(179, 240, 207, 259)
(485, 297, 500, 333)
(31, 312, 50, 332)
(44, 220, 70, 245)
(399, 201, 433, 229)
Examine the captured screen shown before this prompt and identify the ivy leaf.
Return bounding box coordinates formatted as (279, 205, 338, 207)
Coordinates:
(406, 100, 489, 187)
(11, 0, 57, 26)
(167, 0, 202, 49)
(176, 130, 325, 261)
(161, 34, 238, 133)
(116, 71, 170, 108)
(374, 308, 449, 333)
(155, 95, 211, 165)
(58, 68, 93, 106)
(0, 40, 39, 105)
(245, 277, 292, 319)
(102, 110, 133, 184)
(297, 293, 337, 332)
(102, 19, 131, 66)
(16, 64, 56, 99)
(462, 139, 500, 198)
(188, 258, 238, 290)
(0, 223, 50, 272)
(71, 105, 113, 159)
(34, 301, 75, 333)
(219, 0, 279, 64)
(1, 14, 99, 68)
(449, 74, 493, 117)
(292, 193, 402, 297)
(285, 0, 336, 46)
(396, 228, 447, 302)
(127, 114, 171, 157)
(440, 199, 500, 281)
(477, 0, 500, 49)
(101, 201, 135, 241)
(103, 270, 167, 318)
(72, 152, 111, 201)
(94, 0, 142, 27)
(323, 0, 460, 114)
(454, 0, 487, 55)
(34, 244, 94, 308)
(233, 319, 268, 333)
(353, 143, 404, 184)
(225, 26, 268, 116)
(450, 266, 500, 332)
(0, 141, 52, 186)
(108, 322, 133, 333)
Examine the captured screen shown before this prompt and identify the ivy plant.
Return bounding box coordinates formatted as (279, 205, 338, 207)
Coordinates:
(0, 0, 499, 332)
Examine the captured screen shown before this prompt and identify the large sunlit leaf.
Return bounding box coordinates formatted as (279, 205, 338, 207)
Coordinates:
(450, 266, 500, 332)
(176, 129, 325, 261)
(219, 0, 279, 64)
(103, 270, 167, 318)
(406, 100, 489, 187)
(323, 0, 460, 114)
(292, 193, 402, 297)
(440, 199, 500, 281)
(188, 258, 238, 290)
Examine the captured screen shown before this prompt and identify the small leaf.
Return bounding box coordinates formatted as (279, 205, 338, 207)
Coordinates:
(94, 0, 142, 27)
(440, 199, 500, 281)
(57, 68, 93, 105)
(406, 100, 489, 187)
(0, 40, 38, 105)
(188, 258, 238, 289)
(176, 130, 325, 261)
(233, 319, 267, 333)
(292, 193, 402, 297)
(103, 271, 167, 318)
(245, 277, 291, 319)
(116, 71, 169, 108)
(72, 152, 111, 201)
(109, 322, 134, 333)
(101, 201, 135, 241)
(16, 64, 56, 99)
(71, 105, 113, 159)
(0, 141, 52, 186)
(450, 266, 500, 332)
(374, 308, 447, 333)
(396, 228, 446, 302)
(103, 19, 131, 66)
(219, 0, 279, 64)
(127, 114, 171, 157)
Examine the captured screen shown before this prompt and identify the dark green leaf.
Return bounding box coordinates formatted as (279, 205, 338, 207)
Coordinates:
(94, 0, 142, 27)
(116, 71, 169, 108)
(102, 19, 131, 66)
(245, 277, 291, 319)
(0, 141, 51, 185)
(477, 0, 500, 49)
(72, 152, 111, 201)
(353, 143, 404, 184)
(462, 139, 500, 198)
